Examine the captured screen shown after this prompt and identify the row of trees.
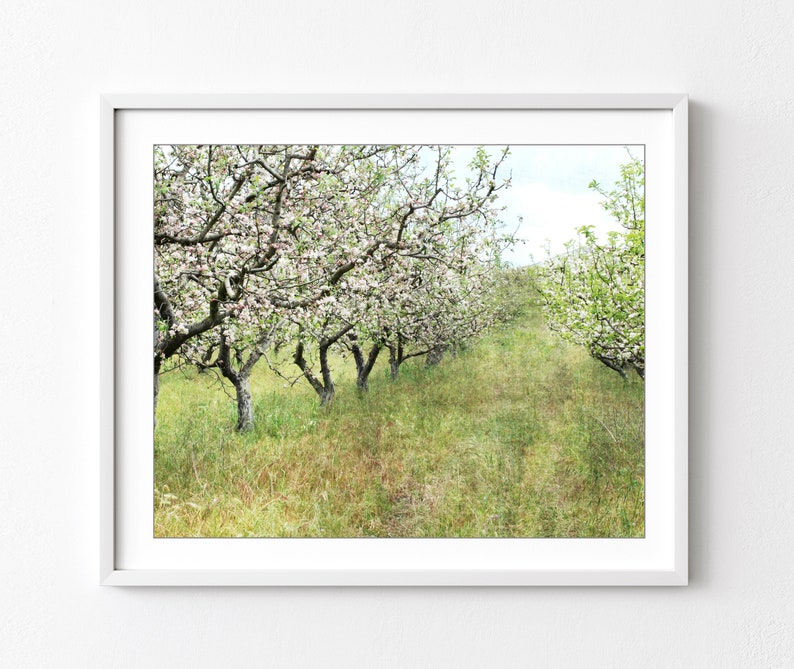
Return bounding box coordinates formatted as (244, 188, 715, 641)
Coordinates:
(535, 154, 645, 379)
(154, 145, 512, 430)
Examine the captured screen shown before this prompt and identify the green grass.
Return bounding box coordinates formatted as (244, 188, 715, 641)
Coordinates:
(154, 305, 644, 537)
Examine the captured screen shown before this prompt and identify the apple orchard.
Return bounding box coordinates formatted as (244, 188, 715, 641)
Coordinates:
(154, 145, 644, 433)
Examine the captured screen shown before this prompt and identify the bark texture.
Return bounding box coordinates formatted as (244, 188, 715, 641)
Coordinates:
(232, 375, 254, 432)
(293, 323, 354, 406)
(153, 368, 160, 426)
(350, 339, 381, 392)
(387, 336, 405, 380)
(425, 345, 447, 367)
(213, 328, 275, 432)
(595, 354, 629, 380)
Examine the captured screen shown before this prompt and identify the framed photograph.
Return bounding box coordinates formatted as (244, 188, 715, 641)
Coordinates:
(101, 94, 688, 585)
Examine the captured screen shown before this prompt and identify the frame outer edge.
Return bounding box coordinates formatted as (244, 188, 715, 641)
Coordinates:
(99, 93, 686, 111)
(101, 569, 688, 587)
(101, 94, 689, 586)
(673, 95, 689, 585)
(100, 96, 116, 584)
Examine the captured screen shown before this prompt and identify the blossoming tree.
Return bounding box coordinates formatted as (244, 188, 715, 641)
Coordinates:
(154, 144, 511, 430)
(154, 144, 390, 425)
(535, 154, 645, 378)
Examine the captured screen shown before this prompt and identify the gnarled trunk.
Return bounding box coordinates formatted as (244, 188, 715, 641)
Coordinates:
(215, 331, 269, 432)
(317, 344, 336, 406)
(351, 340, 381, 392)
(425, 345, 447, 367)
(154, 353, 162, 427)
(217, 361, 256, 432)
(293, 324, 353, 407)
(318, 385, 335, 407)
(154, 371, 160, 425)
(233, 375, 254, 432)
(595, 354, 629, 380)
(387, 336, 405, 381)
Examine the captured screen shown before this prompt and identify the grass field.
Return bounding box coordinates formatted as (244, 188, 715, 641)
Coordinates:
(154, 305, 644, 538)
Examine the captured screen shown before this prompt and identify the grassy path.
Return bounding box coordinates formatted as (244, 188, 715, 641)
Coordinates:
(155, 307, 644, 537)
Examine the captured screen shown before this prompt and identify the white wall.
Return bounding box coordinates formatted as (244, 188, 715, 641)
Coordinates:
(1, 1, 792, 666)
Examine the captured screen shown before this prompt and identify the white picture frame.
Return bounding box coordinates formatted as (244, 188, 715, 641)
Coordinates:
(100, 94, 688, 586)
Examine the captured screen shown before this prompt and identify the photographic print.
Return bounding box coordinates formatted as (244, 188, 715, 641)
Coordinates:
(153, 143, 646, 539)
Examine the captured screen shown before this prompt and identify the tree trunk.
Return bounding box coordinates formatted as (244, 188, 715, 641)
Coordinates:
(216, 334, 260, 432)
(388, 346, 400, 380)
(294, 341, 335, 406)
(351, 341, 381, 392)
(154, 371, 160, 425)
(595, 354, 629, 380)
(319, 385, 335, 407)
(293, 325, 353, 407)
(153, 354, 162, 426)
(425, 345, 447, 367)
(233, 374, 254, 432)
(318, 344, 335, 406)
(387, 336, 405, 380)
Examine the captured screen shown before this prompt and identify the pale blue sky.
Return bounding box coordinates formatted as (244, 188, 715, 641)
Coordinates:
(453, 145, 643, 266)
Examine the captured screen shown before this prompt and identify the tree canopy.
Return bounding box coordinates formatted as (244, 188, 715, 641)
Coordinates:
(535, 154, 645, 378)
(154, 144, 512, 428)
